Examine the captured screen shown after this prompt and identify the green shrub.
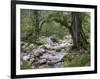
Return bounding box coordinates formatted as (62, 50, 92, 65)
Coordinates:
(21, 61, 32, 69)
(64, 53, 90, 67)
(35, 36, 46, 45)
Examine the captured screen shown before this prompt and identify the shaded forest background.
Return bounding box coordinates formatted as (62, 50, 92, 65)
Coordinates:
(20, 9, 90, 69)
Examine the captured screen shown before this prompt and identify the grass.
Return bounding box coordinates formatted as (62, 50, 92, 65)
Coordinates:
(21, 60, 32, 69)
(63, 49, 90, 67)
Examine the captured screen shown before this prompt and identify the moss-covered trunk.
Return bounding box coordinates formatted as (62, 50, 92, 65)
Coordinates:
(71, 12, 89, 49)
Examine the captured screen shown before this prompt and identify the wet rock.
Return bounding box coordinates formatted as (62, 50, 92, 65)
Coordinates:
(38, 64, 49, 69)
(22, 55, 30, 61)
(54, 62, 63, 67)
(47, 53, 65, 64)
(48, 62, 63, 68)
(47, 50, 56, 55)
(44, 37, 53, 44)
(40, 53, 50, 59)
(32, 48, 45, 57)
(29, 57, 35, 63)
(38, 59, 47, 65)
(21, 35, 73, 69)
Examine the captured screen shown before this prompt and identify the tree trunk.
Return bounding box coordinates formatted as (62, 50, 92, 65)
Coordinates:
(34, 10, 40, 40)
(71, 12, 88, 49)
(71, 12, 81, 49)
(51, 12, 89, 49)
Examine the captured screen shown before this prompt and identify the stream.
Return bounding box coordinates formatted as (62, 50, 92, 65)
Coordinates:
(21, 35, 73, 69)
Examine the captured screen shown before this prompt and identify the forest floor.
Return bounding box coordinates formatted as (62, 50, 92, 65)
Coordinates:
(20, 35, 90, 69)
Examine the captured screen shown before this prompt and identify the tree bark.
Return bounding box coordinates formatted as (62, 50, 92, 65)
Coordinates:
(50, 12, 89, 49)
(34, 10, 40, 40)
(71, 12, 81, 49)
(71, 12, 88, 49)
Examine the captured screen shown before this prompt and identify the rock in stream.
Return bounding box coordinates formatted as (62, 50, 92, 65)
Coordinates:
(21, 35, 73, 69)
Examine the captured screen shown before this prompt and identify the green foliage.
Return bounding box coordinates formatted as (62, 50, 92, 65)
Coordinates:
(21, 9, 71, 43)
(21, 61, 32, 69)
(81, 12, 90, 39)
(35, 36, 46, 45)
(20, 9, 91, 68)
(21, 9, 90, 43)
(67, 53, 90, 67)
(63, 51, 90, 67)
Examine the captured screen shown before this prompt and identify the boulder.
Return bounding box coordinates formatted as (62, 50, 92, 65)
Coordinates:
(40, 53, 50, 59)
(29, 57, 35, 63)
(38, 64, 49, 69)
(22, 55, 30, 61)
(38, 59, 47, 65)
(48, 62, 62, 68)
(32, 48, 45, 57)
(47, 52, 65, 64)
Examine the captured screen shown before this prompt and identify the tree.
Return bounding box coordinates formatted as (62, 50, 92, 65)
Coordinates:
(71, 12, 82, 49)
(71, 12, 89, 49)
(49, 11, 89, 49)
(21, 9, 47, 45)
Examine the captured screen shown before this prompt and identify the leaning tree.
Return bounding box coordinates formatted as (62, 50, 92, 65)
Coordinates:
(47, 11, 89, 50)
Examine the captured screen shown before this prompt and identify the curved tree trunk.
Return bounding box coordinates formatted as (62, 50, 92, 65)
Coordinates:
(51, 12, 89, 50)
